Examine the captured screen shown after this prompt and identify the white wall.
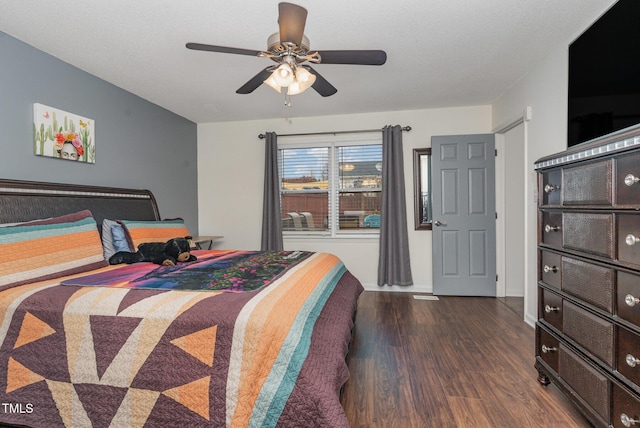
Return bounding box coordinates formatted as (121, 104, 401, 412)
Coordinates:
(198, 106, 492, 291)
(493, 45, 571, 326)
(502, 123, 526, 297)
(491, 1, 618, 326)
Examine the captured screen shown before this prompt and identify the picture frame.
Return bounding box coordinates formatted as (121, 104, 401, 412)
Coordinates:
(33, 103, 95, 163)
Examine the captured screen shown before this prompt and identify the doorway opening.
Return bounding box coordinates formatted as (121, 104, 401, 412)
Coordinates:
(495, 110, 529, 319)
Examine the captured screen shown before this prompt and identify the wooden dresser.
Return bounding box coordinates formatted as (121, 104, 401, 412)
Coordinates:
(535, 125, 640, 428)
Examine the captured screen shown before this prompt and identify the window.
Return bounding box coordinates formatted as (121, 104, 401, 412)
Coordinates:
(279, 140, 382, 236)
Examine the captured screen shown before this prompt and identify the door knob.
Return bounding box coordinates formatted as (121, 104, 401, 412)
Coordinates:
(434, 220, 447, 226)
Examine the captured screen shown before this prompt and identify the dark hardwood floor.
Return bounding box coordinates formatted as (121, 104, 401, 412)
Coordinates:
(341, 292, 592, 427)
(497, 296, 524, 319)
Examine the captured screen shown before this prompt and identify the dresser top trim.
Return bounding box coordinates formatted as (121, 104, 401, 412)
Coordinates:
(535, 123, 640, 170)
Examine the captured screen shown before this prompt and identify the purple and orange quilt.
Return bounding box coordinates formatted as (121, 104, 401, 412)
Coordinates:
(0, 250, 363, 427)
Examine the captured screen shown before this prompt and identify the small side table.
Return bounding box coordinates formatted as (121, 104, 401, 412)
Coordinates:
(190, 236, 223, 250)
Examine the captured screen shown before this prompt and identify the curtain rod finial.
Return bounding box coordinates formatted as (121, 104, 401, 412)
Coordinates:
(403, 126, 412, 132)
(258, 134, 265, 139)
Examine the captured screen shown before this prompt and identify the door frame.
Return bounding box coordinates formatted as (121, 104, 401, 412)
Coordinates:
(493, 107, 531, 309)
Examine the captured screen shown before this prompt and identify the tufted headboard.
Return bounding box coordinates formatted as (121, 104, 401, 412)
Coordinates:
(0, 178, 161, 232)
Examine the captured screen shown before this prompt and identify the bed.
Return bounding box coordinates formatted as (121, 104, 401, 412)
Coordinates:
(0, 178, 363, 428)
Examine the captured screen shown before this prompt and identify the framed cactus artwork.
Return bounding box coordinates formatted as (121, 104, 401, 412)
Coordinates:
(33, 103, 95, 163)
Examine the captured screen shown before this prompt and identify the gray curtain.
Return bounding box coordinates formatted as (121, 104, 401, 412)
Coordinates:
(378, 125, 413, 286)
(261, 132, 283, 251)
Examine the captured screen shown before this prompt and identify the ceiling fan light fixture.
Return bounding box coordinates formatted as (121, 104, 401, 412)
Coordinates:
(295, 67, 316, 88)
(287, 80, 304, 95)
(287, 68, 316, 95)
(263, 73, 282, 93)
(273, 63, 295, 87)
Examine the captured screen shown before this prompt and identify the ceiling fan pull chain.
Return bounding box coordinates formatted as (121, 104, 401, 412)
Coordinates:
(284, 93, 292, 107)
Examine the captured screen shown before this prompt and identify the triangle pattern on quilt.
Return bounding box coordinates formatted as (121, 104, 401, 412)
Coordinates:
(46, 379, 91, 427)
(90, 315, 142, 379)
(162, 376, 211, 421)
(73, 383, 128, 428)
(6, 357, 45, 393)
(170, 325, 218, 367)
(110, 387, 160, 427)
(14, 312, 55, 349)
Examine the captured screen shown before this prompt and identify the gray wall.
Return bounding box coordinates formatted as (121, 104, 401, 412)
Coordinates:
(0, 32, 199, 233)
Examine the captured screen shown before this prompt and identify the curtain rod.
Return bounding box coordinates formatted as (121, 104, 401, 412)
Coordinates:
(258, 126, 411, 139)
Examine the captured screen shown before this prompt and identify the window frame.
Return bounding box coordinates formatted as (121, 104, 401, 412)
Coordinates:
(279, 137, 382, 239)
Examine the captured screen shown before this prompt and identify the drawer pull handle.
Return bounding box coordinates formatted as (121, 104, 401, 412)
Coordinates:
(544, 184, 558, 193)
(625, 294, 640, 307)
(626, 354, 640, 368)
(544, 305, 559, 313)
(541, 344, 557, 354)
(626, 234, 640, 246)
(621, 413, 640, 427)
(624, 174, 640, 187)
(543, 265, 558, 273)
(544, 225, 560, 233)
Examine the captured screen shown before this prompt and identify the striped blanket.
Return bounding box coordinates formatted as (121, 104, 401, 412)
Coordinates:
(0, 251, 363, 427)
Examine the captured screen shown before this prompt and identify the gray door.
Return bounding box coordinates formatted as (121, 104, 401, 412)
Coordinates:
(432, 134, 496, 296)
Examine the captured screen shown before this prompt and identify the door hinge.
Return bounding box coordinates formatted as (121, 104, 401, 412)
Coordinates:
(496, 274, 498, 282)
(495, 149, 498, 156)
(495, 212, 498, 219)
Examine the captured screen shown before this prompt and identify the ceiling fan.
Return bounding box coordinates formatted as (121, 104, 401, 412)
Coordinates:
(186, 2, 387, 104)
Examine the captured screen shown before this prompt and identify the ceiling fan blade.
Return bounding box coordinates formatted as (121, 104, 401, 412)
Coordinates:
(236, 68, 273, 94)
(186, 42, 263, 57)
(303, 66, 337, 97)
(278, 2, 307, 47)
(316, 50, 387, 65)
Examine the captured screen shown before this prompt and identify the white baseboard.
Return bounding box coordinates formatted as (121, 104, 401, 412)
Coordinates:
(524, 312, 536, 328)
(505, 291, 525, 297)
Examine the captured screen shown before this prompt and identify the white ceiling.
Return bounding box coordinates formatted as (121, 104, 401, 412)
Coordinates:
(1, 0, 616, 124)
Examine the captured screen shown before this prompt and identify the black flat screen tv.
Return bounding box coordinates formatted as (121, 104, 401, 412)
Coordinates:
(567, 0, 640, 147)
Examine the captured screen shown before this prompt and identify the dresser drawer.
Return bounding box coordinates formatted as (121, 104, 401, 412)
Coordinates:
(617, 271, 640, 328)
(562, 257, 614, 312)
(613, 383, 640, 428)
(563, 300, 614, 366)
(618, 214, 640, 268)
(540, 250, 562, 288)
(616, 150, 640, 207)
(536, 141, 640, 428)
(617, 326, 640, 388)
(538, 327, 559, 372)
(562, 158, 613, 206)
(541, 289, 563, 331)
(563, 212, 615, 258)
(559, 343, 610, 422)
(541, 211, 563, 248)
(541, 168, 562, 205)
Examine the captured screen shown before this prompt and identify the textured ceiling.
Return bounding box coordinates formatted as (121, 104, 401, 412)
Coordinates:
(1, 0, 616, 123)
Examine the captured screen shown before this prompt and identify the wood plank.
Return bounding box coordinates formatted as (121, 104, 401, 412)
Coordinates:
(341, 292, 591, 427)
